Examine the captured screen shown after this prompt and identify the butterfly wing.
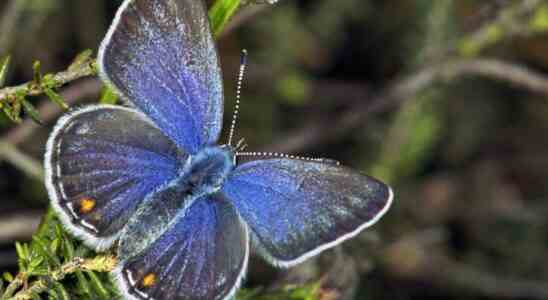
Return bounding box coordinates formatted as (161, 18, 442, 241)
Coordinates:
(45, 105, 185, 251)
(222, 159, 393, 267)
(115, 193, 249, 300)
(98, 0, 223, 154)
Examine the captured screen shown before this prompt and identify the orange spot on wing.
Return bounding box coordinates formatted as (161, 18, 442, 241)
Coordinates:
(142, 273, 157, 288)
(79, 197, 96, 214)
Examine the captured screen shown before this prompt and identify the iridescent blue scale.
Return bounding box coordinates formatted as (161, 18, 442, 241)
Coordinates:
(44, 0, 393, 299)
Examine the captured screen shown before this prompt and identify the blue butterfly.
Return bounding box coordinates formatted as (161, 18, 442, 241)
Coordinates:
(44, 0, 393, 299)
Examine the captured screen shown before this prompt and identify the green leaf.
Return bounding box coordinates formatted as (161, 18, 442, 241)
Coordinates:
(289, 281, 321, 300)
(209, 0, 242, 37)
(75, 271, 92, 298)
(48, 289, 59, 300)
(3, 100, 22, 123)
(32, 236, 61, 268)
(235, 282, 322, 300)
(43, 87, 68, 111)
(52, 281, 70, 300)
(236, 288, 263, 300)
(62, 236, 75, 261)
(33, 61, 42, 84)
(15, 242, 27, 261)
(2, 272, 13, 282)
(23, 244, 31, 262)
(69, 49, 93, 72)
(28, 257, 45, 272)
(0, 55, 11, 88)
(54, 223, 64, 240)
(50, 238, 61, 255)
(30, 291, 42, 300)
(22, 99, 43, 124)
(86, 271, 110, 299)
(99, 86, 118, 105)
(15, 241, 28, 271)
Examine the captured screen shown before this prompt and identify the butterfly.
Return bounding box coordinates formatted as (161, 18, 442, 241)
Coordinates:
(44, 0, 393, 299)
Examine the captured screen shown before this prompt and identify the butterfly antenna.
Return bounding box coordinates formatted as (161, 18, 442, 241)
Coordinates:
(227, 49, 249, 147)
(236, 151, 341, 165)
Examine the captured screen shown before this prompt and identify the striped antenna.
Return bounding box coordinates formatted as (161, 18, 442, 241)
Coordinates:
(227, 49, 248, 147)
(236, 151, 340, 165)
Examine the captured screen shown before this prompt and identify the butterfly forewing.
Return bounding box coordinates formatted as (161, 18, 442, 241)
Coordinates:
(115, 194, 249, 300)
(98, 0, 224, 154)
(45, 105, 184, 250)
(222, 159, 393, 267)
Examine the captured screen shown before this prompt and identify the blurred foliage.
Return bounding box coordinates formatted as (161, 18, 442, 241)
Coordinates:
(0, 50, 94, 123)
(1, 210, 117, 300)
(209, 0, 242, 36)
(371, 89, 445, 183)
(238, 282, 328, 300)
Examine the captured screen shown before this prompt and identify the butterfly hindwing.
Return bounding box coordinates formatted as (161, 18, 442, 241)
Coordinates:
(115, 193, 249, 300)
(45, 105, 184, 251)
(222, 159, 393, 267)
(98, 0, 224, 154)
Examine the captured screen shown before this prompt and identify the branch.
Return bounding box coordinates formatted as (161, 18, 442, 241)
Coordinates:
(4, 256, 117, 300)
(444, 58, 548, 95)
(0, 212, 42, 244)
(458, 0, 545, 56)
(0, 141, 43, 180)
(4, 78, 101, 146)
(266, 58, 548, 153)
(0, 53, 96, 106)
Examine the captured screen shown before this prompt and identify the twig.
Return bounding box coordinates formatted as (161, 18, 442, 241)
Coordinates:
(4, 78, 101, 146)
(4, 256, 117, 300)
(266, 58, 548, 153)
(444, 58, 548, 95)
(0, 211, 42, 243)
(0, 141, 43, 181)
(1, 273, 24, 300)
(0, 58, 95, 106)
(458, 0, 544, 56)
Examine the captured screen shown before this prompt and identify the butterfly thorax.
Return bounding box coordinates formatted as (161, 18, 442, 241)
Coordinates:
(180, 146, 235, 196)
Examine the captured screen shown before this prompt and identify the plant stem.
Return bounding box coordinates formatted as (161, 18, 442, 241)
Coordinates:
(0, 61, 95, 106)
(4, 256, 117, 300)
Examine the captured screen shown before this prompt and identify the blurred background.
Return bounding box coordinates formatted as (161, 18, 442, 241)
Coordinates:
(1, 0, 548, 299)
